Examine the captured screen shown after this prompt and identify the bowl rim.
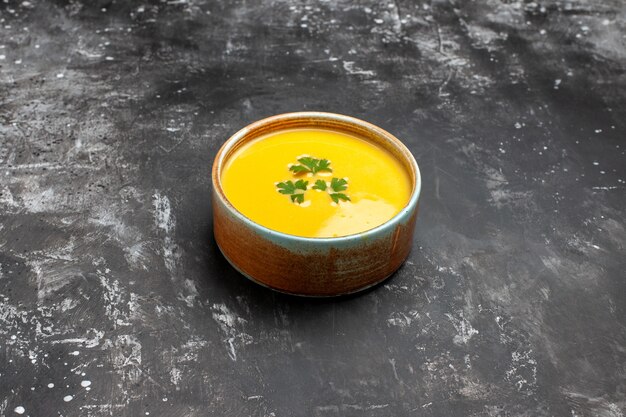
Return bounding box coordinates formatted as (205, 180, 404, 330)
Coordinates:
(212, 111, 421, 242)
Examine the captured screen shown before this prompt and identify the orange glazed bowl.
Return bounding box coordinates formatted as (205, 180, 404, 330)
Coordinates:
(211, 112, 421, 296)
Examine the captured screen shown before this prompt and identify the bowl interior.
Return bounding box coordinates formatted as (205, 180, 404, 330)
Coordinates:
(212, 112, 421, 239)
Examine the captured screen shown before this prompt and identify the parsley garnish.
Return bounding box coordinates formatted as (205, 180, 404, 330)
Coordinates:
(277, 157, 350, 205)
(312, 179, 327, 191)
(330, 177, 348, 191)
(289, 156, 332, 175)
(276, 179, 308, 204)
(329, 177, 350, 203)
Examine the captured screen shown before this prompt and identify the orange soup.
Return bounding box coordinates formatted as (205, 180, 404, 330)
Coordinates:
(221, 128, 412, 237)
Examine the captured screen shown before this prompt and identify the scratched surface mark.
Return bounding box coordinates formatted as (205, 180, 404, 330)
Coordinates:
(1, 0, 625, 416)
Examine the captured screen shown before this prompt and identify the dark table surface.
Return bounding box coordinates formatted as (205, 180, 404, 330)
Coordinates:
(1, 0, 625, 416)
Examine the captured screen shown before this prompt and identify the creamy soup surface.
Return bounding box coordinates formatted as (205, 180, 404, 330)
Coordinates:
(221, 128, 412, 237)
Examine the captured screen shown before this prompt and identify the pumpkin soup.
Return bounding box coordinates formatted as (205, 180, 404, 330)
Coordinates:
(221, 128, 412, 237)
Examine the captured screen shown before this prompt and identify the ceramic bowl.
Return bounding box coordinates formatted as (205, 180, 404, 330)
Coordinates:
(211, 112, 421, 296)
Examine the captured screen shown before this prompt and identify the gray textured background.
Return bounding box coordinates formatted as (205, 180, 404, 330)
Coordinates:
(1, 0, 625, 416)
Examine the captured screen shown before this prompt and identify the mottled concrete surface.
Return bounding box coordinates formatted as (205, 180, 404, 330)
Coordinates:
(1, 0, 625, 416)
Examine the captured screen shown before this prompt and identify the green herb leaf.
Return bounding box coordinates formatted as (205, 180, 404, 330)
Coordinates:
(330, 193, 351, 203)
(291, 193, 305, 204)
(276, 179, 308, 204)
(298, 157, 318, 172)
(289, 156, 333, 174)
(317, 159, 332, 173)
(330, 177, 348, 192)
(276, 181, 296, 194)
(312, 179, 327, 191)
(294, 179, 309, 190)
(288, 165, 309, 174)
